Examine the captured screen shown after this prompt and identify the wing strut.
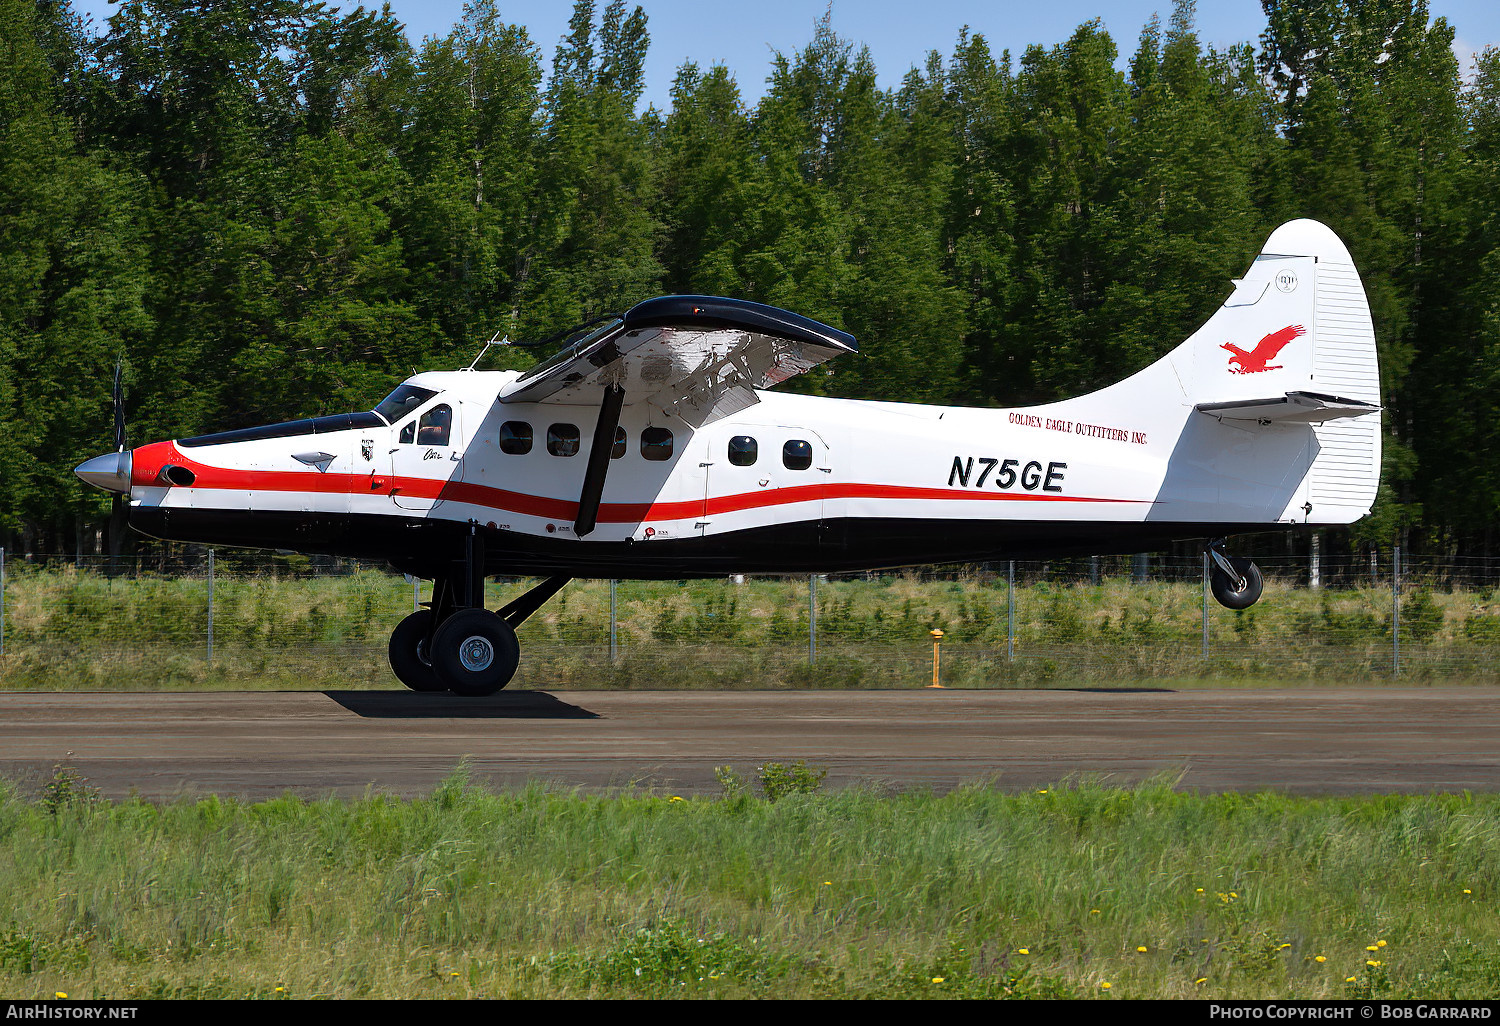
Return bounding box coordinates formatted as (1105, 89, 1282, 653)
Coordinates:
(574, 384, 625, 537)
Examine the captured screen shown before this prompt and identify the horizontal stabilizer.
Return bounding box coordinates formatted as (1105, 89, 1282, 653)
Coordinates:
(1194, 391, 1381, 425)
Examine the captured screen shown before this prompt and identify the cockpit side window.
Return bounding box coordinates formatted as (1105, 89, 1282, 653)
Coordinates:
(417, 404, 452, 446)
(399, 422, 415, 444)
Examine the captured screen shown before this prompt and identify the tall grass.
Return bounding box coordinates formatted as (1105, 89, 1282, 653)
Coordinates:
(3, 769, 1499, 998)
(3, 566, 1499, 689)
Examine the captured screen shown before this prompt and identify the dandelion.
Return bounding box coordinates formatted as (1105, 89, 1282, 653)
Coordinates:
(1136, 946, 1148, 953)
(275, 986, 286, 993)
(1037, 789, 1048, 794)
(1279, 943, 1292, 950)
(1018, 948, 1029, 955)
(932, 977, 944, 984)
(1366, 945, 1379, 951)
(1090, 909, 1100, 915)
(1346, 977, 1356, 983)
(1377, 940, 1387, 948)
(1195, 978, 1207, 985)
(1367, 960, 1382, 967)
(54, 994, 66, 1000)
(823, 881, 832, 885)
(1101, 981, 1112, 990)
(1229, 892, 1238, 899)
(1315, 956, 1326, 963)
(1196, 888, 1204, 893)
(669, 796, 684, 803)
(1464, 889, 1473, 895)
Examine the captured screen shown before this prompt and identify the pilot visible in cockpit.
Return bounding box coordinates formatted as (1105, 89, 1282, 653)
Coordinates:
(417, 404, 451, 446)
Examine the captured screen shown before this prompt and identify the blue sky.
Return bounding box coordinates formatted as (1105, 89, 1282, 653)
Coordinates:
(70, 1, 1499, 111)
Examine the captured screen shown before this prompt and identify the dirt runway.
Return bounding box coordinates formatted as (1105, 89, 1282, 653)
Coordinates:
(1, 687, 1497, 800)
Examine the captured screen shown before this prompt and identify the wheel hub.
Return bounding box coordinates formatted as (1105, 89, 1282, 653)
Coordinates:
(458, 635, 495, 672)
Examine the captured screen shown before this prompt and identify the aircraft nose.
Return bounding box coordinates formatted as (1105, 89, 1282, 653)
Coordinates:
(75, 451, 133, 494)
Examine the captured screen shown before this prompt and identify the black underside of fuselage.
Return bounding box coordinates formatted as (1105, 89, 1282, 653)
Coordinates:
(129, 507, 1280, 579)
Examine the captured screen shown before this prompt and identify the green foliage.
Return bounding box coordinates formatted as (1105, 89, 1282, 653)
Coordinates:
(39, 757, 99, 815)
(756, 760, 827, 801)
(1400, 590, 1445, 644)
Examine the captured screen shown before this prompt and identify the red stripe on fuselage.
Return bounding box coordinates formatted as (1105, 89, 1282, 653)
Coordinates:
(133, 440, 1148, 522)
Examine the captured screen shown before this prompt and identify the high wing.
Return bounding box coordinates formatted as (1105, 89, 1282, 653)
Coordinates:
(497, 295, 858, 428)
(498, 295, 857, 538)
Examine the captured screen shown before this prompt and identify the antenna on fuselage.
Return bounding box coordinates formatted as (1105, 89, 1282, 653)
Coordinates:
(463, 329, 510, 371)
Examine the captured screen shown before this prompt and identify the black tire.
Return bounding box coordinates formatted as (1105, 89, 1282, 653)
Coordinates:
(1210, 557, 1264, 610)
(388, 610, 447, 692)
(430, 609, 520, 697)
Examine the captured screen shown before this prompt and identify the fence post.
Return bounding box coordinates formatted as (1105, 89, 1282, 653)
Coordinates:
(1202, 550, 1210, 660)
(1007, 560, 1015, 662)
(1392, 545, 1401, 677)
(206, 548, 215, 665)
(609, 579, 618, 664)
(413, 577, 420, 613)
(809, 575, 818, 664)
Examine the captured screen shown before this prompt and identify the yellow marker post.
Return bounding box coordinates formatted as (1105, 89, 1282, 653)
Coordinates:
(928, 629, 945, 688)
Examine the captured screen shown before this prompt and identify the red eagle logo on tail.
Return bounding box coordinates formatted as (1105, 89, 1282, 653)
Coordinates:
(1222, 324, 1305, 374)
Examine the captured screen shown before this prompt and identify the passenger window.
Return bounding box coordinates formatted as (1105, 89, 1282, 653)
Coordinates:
(641, 426, 673, 462)
(783, 439, 812, 471)
(548, 423, 580, 457)
(399, 421, 415, 445)
(417, 404, 452, 446)
(611, 427, 626, 460)
(499, 421, 532, 455)
(728, 436, 758, 467)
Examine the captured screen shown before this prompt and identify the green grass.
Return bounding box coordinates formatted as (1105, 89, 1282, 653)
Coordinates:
(4, 766, 1500, 999)
(2, 566, 1498, 689)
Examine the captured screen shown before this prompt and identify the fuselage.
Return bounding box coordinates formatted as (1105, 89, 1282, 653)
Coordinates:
(115, 365, 1313, 579)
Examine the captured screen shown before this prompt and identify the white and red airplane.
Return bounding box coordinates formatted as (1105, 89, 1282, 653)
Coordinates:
(77, 218, 1381, 695)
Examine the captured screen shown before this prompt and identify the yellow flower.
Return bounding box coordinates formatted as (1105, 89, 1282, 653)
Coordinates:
(1315, 956, 1326, 963)
(1195, 978, 1207, 985)
(1366, 945, 1379, 951)
(1377, 940, 1387, 948)
(54, 994, 66, 1000)
(1367, 960, 1382, 967)
(1018, 948, 1029, 955)
(1196, 888, 1204, 893)
(823, 881, 832, 885)
(1101, 981, 1112, 990)
(931, 977, 944, 984)
(1136, 946, 1148, 953)
(1037, 789, 1048, 794)
(1279, 943, 1292, 950)
(1346, 977, 1356, 983)
(1229, 892, 1238, 898)
(1464, 889, 1473, 895)
(1090, 909, 1100, 915)
(669, 796, 684, 803)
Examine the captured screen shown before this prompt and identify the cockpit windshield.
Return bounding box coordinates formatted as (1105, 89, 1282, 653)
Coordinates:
(373, 384, 438, 424)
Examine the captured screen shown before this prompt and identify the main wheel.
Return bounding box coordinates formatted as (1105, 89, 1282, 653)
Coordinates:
(1210, 556, 1264, 610)
(430, 609, 520, 696)
(388, 610, 447, 692)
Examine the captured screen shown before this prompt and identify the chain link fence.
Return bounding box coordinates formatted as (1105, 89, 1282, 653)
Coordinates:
(1, 548, 1496, 690)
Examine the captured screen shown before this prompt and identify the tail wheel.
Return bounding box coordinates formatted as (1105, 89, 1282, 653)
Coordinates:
(389, 610, 447, 692)
(431, 609, 520, 697)
(1210, 556, 1264, 610)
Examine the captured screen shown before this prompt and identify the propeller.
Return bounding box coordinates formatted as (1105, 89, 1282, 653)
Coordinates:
(108, 358, 128, 559)
(113, 358, 126, 453)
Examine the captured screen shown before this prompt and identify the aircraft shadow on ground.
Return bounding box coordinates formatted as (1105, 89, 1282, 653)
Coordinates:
(323, 690, 600, 719)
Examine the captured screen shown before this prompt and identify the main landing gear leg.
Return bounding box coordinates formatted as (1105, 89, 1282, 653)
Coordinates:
(1206, 539, 1264, 610)
(387, 527, 573, 696)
